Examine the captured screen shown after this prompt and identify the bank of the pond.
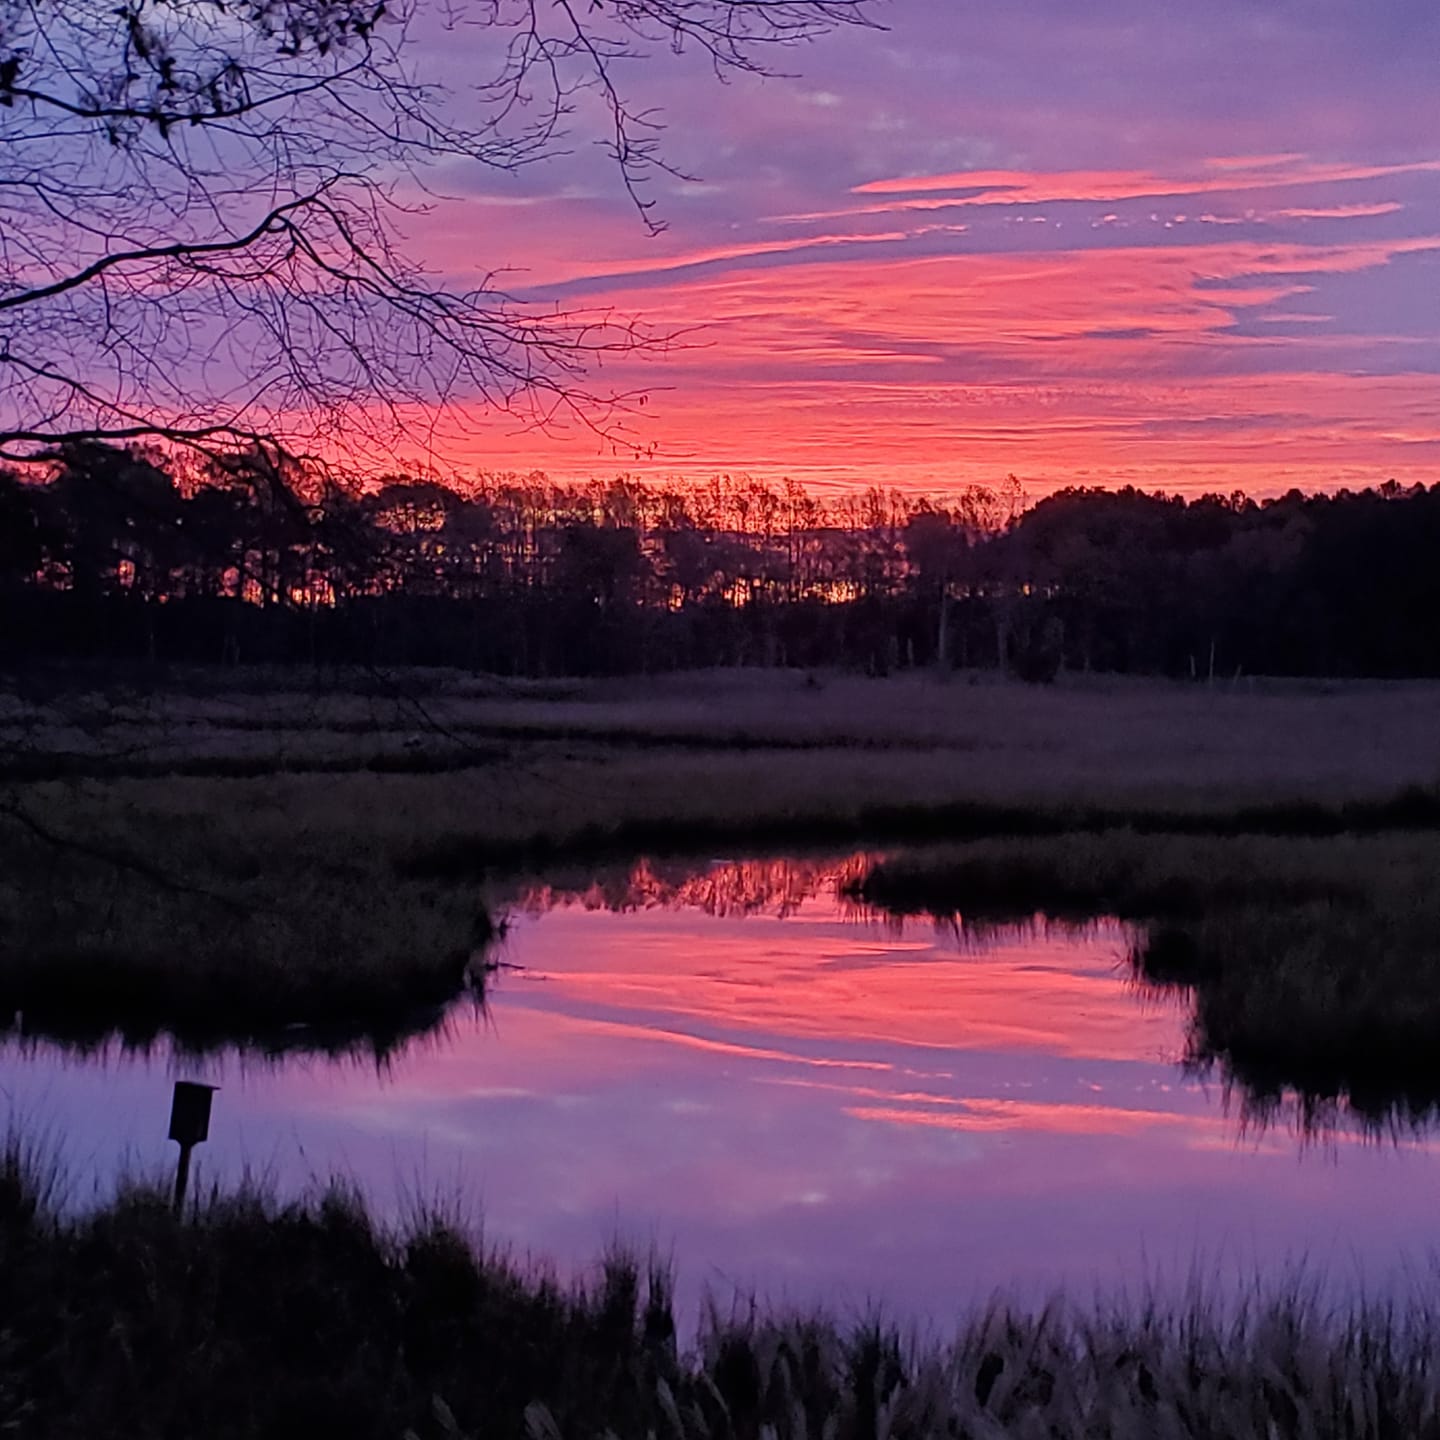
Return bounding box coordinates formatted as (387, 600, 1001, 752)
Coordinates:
(4, 1147, 1440, 1440)
(400, 783, 1440, 879)
(0, 807, 498, 1052)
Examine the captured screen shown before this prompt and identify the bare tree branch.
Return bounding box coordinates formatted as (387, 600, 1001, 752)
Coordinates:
(0, 0, 879, 471)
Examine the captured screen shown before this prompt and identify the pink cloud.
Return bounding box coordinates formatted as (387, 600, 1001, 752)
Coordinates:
(844, 1099, 1215, 1138)
(850, 156, 1440, 204)
(1272, 203, 1405, 220)
(380, 149, 1440, 497)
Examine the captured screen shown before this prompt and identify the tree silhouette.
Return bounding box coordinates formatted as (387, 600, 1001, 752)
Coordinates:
(3, 458, 1439, 679)
(0, 0, 876, 473)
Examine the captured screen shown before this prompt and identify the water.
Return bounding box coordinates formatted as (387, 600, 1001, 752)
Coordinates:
(4, 853, 1439, 1325)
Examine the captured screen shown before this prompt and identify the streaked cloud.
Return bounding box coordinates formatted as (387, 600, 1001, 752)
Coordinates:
(396, 0, 1440, 496)
(850, 156, 1440, 204)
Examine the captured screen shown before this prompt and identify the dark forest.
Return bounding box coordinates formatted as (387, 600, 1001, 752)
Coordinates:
(4, 444, 1437, 680)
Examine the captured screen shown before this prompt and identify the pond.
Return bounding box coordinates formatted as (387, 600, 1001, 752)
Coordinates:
(4, 851, 1439, 1325)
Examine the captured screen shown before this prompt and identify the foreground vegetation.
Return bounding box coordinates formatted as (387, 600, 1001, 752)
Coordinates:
(6, 1148, 1440, 1440)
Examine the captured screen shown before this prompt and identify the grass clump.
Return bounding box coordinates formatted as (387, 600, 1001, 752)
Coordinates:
(6, 1147, 1440, 1438)
(842, 830, 1369, 923)
(0, 802, 498, 1057)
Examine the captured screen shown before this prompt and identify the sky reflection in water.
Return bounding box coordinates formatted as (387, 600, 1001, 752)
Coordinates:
(4, 856, 1440, 1324)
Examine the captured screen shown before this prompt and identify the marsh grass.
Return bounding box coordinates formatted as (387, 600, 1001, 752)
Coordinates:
(842, 831, 1395, 923)
(6, 668, 1440, 1062)
(0, 1145, 683, 1440)
(7, 1145, 1440, 1439)
(1134, 904, 1440, 1130)
(0, 812, 497, 1054)
(10, 668, 1440, 817)
(10, 668, 1440, 789)
(12, 671, 1440, 891)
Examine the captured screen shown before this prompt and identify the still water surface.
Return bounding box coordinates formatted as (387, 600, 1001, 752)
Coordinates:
(4, 854, 1439, 1323)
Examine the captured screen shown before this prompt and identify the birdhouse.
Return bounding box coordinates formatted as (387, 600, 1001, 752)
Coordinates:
(168, 1081, 218, 1147)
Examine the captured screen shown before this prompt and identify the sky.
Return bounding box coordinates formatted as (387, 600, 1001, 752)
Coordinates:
(413, 0, 1440, 499)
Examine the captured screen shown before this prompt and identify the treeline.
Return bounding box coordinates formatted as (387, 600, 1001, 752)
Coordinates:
(2, 442, 1438, 678)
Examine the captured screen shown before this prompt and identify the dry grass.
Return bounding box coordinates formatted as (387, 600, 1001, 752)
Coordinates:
(6, 667, 1440, 801)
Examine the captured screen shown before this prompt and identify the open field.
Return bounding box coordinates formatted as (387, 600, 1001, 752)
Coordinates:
(8, 1145, 1440, 1440)
(7, 670, 1440, 865)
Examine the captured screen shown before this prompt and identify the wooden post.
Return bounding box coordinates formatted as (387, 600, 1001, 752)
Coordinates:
(172, 1143, 194, 1218)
